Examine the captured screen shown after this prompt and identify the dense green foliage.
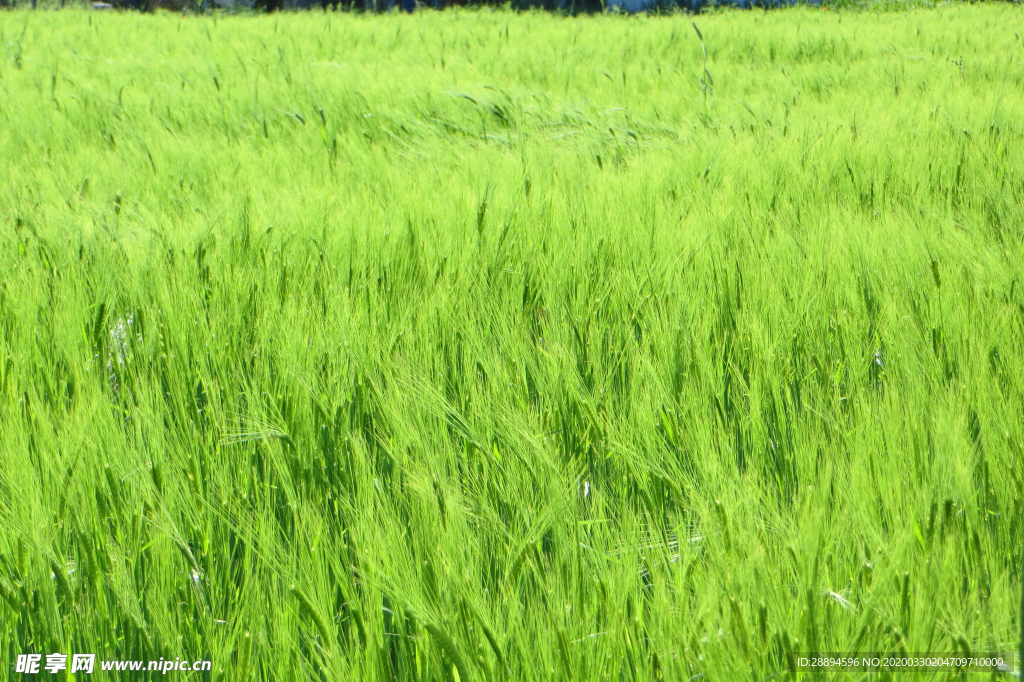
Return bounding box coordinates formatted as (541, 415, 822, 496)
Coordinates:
(1, 5, 1023, 680)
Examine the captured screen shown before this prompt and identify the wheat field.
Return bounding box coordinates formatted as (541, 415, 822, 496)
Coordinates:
(1, 4, 1023, 680)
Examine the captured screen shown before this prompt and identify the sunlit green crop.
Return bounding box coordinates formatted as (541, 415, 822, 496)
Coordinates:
(1, 4, 1022, 680)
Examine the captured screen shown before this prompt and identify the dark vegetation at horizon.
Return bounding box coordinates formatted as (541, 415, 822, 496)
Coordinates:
(5, 0, 954, 16)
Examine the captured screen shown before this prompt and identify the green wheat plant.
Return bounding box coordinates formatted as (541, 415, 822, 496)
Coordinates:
(0, 4, 1023, 680)
(692, 21, 713, 124)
